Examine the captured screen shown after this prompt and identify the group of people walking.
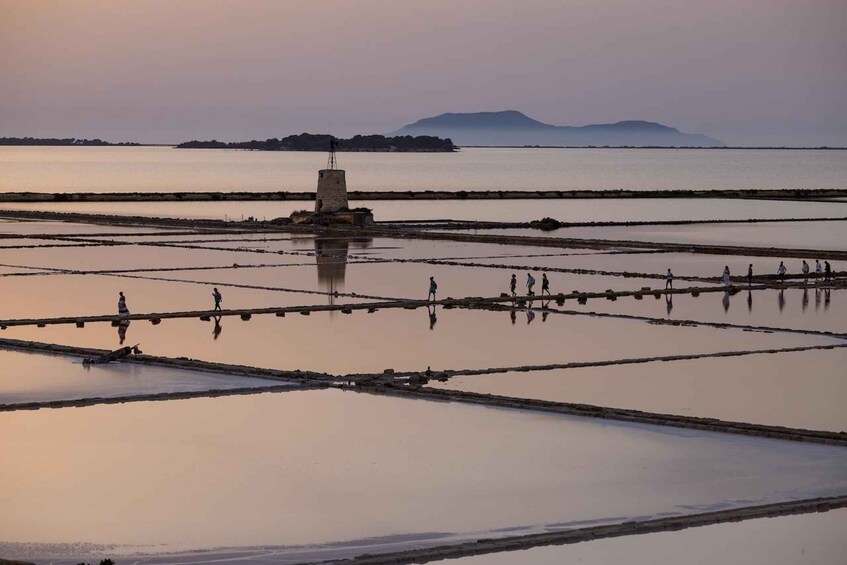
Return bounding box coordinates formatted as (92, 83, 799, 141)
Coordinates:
(666, 259, 834, 291)
(509, 272, 550, 297)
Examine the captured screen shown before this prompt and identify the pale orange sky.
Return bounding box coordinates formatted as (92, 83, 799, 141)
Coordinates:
(1, 0, 845, 145)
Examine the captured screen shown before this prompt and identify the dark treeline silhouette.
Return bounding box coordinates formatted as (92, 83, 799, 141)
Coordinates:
(0, 137, 140, 146)
(176, 133, 456, 152)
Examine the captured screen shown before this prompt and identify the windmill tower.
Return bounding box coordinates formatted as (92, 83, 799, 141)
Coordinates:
(315, 137, 348, 213)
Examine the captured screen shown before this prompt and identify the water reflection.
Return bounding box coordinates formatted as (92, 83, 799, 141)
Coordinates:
(665, 294, 673, 317)
(428, 304, 437, 330)
(117, 320, 130, 344)
(722, 291, 730, 313)
(778, 289, 785, 314)
(747, 290, 753, 313)
(802, 289, 809, 312)
(313, 236, 373, 306)
(213, 316, 222, 340)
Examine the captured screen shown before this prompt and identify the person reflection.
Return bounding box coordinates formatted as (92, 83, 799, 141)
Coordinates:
(747, 290, 753, 313)
(526, 308, 535, 325)
(815, 289, 821, 312)
(510, 309, 516, 325)
(213, 315, 222, 340)
(778, 289, 785, 313)
(722, 291, 730, 313)
(427, 304, 437, 331)
(824, 289, 831, 311)
(665, 294, 673, 317)
(802, 288, 809, 312)
(117, 320, 130, 345)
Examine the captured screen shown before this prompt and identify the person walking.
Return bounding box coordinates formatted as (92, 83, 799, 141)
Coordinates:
(801, 260, 810, 281)
(541, 273, 550, 296)
(665, 268, 674, 289)
(722, 266, 731, 287)
(816, 259, 823, 279)
(747, 264, 753, 286)
(510, 273, 517, 297)
(824, 260, 832, 282)
(212, 287, 222, 311)
(428, 276, 437, 301)
(777, 261, 786, 283)
(526, 272, 536, 296)
(118, 291, 130, 318)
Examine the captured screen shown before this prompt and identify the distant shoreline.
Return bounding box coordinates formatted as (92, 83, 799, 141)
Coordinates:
(1, 188, 845, 203)
(2, 138, 845, 150)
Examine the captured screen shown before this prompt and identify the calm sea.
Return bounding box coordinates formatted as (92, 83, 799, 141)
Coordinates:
(1, 146, 846, 193)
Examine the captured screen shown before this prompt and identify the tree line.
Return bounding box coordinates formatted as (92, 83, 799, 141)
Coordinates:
(176, 133, 456, 152)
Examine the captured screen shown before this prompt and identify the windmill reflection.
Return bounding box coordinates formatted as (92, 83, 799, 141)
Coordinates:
(314, 236, 373, 306)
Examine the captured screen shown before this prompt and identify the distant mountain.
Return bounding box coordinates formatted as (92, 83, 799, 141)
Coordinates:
(390, 110, 723, 147)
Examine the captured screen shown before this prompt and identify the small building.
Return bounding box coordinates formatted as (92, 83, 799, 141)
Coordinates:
(290, 137, 374, 226)
(315, 168, 347, 213)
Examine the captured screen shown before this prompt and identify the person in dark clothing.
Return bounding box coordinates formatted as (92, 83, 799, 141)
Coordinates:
(824, 261, 832, 282)
(665, 268, 673, 290)
(510, 273, 517, 297)
(428, 276, 438, 301)
(747, 264, 753, 287)
(541, 273, 551, 296)
(212, 287, 222, 311)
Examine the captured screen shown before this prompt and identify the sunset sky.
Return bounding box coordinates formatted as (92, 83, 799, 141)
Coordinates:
(1, 0, 845, 145)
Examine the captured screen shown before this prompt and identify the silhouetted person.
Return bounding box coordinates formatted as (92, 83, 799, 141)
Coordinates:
(801, 260, 810, 282)
(777, 261, 786, 283)
(118, 291, 129, 318)
(213, 315, 222, 340)
(665, 294, 673, 316)
(802, 288, 809, 312)
(510, 273, 517, 297)
(541, 273, 550, 296)
(213, 287, 222, 311)
(747, 264, 753, 287)
(665, 268, 673, 289)
(722, 266, 731, 287)
(428, 304, 437, 330)
(778, 289, 785, 313)
(722, 291, 730, 313)
(824, 261, 832, 282)
(747, 290, 753, 312)
(428, 276, 437, 301)
(526, 272, 535, 296)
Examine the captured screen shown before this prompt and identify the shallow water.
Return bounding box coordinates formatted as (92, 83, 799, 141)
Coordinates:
(469, 220, 847, 251)
(447, 508, 847, 565)
(4, 197, 847, 223)
(577, 287, 847, 334)
(3, 390, 847, 562)
(3, 307, 835, 374)
(3, 146, 847, 193)
(429, 347, 847, 432)
(0, 349, 283, 405)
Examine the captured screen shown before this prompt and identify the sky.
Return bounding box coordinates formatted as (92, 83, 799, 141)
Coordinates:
(1, 0, 845, 146)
